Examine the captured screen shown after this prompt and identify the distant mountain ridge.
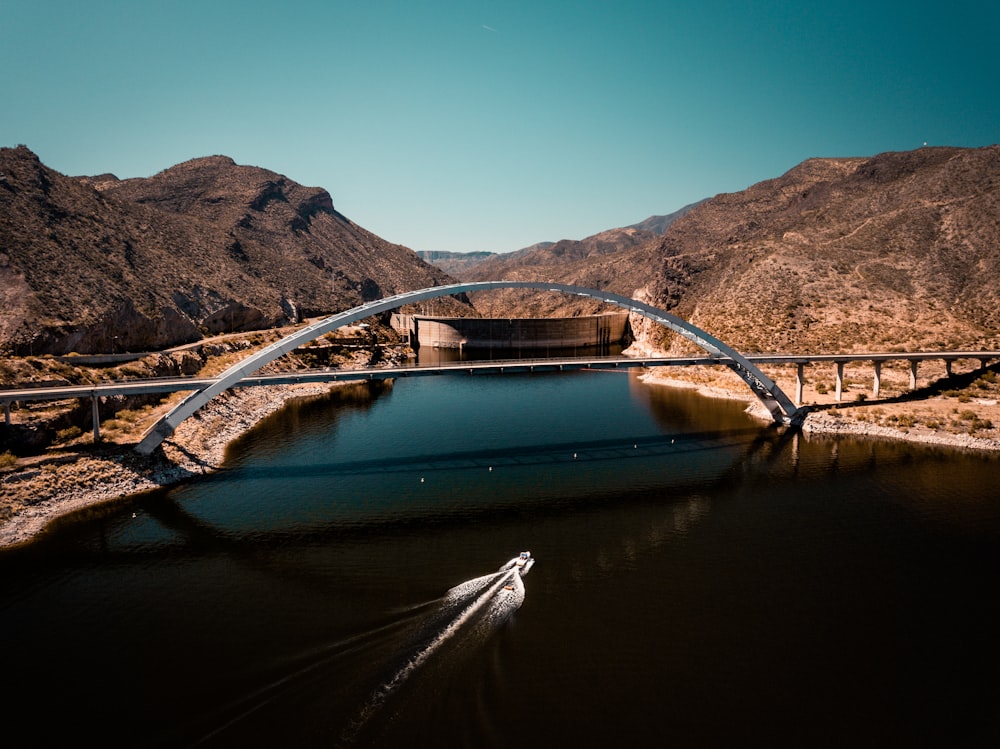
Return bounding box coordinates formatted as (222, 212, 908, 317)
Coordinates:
(417, 201, 703, 280)
(0, 146, 455, 355)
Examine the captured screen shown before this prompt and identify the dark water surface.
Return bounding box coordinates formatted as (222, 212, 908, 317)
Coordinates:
(3, 372, 1000, 747)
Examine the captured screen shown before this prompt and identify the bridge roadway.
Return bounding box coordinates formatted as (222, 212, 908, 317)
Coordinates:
(3, 350, 999, 441)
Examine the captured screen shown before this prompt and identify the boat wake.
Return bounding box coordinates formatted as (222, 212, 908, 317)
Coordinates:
(342, 553, 534, 744)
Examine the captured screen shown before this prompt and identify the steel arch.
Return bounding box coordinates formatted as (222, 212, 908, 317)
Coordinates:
(136, 281, 800, 454)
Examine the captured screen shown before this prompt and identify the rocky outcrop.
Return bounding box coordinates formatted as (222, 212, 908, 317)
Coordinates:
(0, 146, 458, 355)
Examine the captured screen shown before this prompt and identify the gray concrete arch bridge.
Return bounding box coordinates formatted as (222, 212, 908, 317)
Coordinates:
(134, 281, 802, 454)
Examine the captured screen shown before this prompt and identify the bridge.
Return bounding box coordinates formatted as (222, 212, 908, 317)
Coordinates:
(1, 281, 997, 453)
(126, 281, 803, 454)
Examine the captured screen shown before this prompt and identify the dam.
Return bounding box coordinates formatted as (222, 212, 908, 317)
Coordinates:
(390, 311, 631, 351)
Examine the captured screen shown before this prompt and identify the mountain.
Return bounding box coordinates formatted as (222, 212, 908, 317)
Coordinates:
(626, 200, 707, 234)
(416, 203, 701, 283)
(443, 202, 708, 317)
(445, 147, 1000, 353)
(414, 250, 496, 276)
(640, 146, 1000, 353)
(0, 147, 456, 355)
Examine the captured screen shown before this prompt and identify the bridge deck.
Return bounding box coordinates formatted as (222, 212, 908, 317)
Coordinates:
(3, 351, 998, 404)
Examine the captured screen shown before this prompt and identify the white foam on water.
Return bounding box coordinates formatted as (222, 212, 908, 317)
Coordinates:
(346, 559, 529, 740)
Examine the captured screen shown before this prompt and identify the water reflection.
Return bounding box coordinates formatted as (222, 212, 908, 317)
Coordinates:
(3, 372, 999, 747)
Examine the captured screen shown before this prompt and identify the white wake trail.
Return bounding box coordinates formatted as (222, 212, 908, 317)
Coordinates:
(345, 556, 533, 741)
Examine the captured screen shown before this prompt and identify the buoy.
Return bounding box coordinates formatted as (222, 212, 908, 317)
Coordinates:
(420, 477, 425, 483)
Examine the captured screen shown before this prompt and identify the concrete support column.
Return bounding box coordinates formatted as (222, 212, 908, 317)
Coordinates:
(3, 400, 10, 425)
(945, 359, 954, 376)
(909, 360, 918, 390)
(835, 362, 845, 402)
(872, 361, 882, 399)
(91, 395, 101, 443)
(795, 363, 804, 405)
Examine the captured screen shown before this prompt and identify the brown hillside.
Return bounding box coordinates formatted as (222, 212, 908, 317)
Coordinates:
(454, 146, 1000, 353)
(458, 227, 659, 317)
(0, 147, 456, 355)
(643, 146, 1000, 353)
(455, 202, 705, 317)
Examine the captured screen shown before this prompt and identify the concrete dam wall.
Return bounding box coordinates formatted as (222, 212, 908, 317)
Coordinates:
(391, 312, 631, 350)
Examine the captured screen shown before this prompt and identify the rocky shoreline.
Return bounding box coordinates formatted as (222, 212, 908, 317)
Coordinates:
(639, 369, 1000, 452)
(0, 380, 347, 550)
(3, 369, 998, 551)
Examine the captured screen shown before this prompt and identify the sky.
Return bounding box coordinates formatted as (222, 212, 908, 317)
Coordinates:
(2, 1, 998, 253)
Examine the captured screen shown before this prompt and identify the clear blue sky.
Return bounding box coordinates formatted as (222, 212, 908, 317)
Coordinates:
(2, 1, 997, 253)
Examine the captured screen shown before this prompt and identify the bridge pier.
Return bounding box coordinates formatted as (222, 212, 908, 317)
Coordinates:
(92, 395, 101, 443)
(835, 362, 845, 401)
(795, 363, 804, 405)
(909, 360, 919, 390)
(872, 361, 882, 399)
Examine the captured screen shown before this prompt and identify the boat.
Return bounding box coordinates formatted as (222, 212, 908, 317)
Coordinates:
(500, 550, 534, 576)
(515, 551, 532, 570)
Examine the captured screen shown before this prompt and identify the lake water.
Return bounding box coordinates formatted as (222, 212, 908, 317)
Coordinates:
(2, 371, 999, 747)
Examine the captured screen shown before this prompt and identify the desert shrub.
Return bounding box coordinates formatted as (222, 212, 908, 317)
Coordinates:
(958, 393, 971, 403)
(958, 410, 977, 421)
(815, 382, 829, 394)
(55, 426, 82, 443)
(0, 451, 17, 468)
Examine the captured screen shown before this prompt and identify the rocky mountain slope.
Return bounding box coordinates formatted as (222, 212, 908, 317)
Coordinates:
(447, 203, 703, 317)
(449, 147, 1000, 354)
(416, 202, 701, 288)
(0, 146, 456, 355)
(642, 146, 1000, 354)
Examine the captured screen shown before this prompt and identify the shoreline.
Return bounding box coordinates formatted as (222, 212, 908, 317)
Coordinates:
(638, 368, 1000, 452)
(0, 380, 348, 550)
(3, 368, 999, 551)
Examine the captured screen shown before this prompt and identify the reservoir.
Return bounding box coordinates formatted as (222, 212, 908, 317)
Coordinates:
(2, 371, 999, 747)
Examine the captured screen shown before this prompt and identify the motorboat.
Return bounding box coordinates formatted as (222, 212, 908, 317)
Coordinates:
(501, 550, 534, 576)
(515, 551, 532, 570)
